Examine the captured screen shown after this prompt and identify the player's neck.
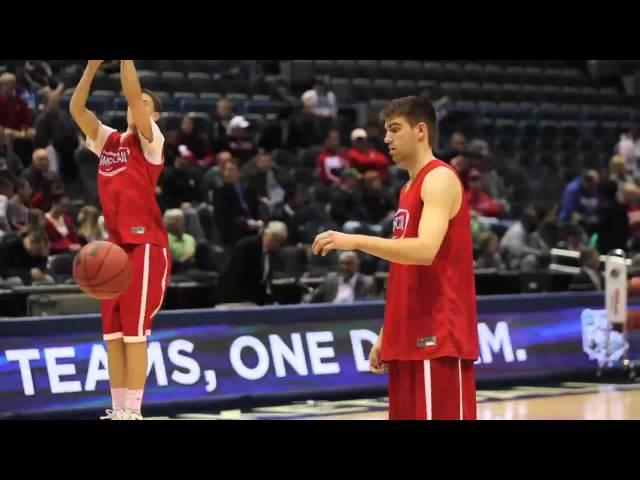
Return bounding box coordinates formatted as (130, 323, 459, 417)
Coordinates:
(407, 149, 435, 180)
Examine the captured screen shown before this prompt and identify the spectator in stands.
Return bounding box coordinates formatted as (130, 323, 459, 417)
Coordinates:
(475, 231, 504, 270)
(346, 128, 390, 184)
(616, 127, 639, 177)
(308, 251, 375, 304)
(0, 229, 52, 286)
(0, 72, 34, 141)
(164, 209, 197, 274)
(441, 131, 467, 161)
(0, 176, 13, 235)
(227, 115, 256, 165)
(24, 61, 63, 94)
(7, 178, 32, 232)
(160, 149, 204, 210)
(33, 91, 80, 182)
(500, 206, 549, 270)
(24, 208, 45, 235)
(21, 148, 58, 204)
(329, 168, 370, 234)
(176, 114, 212, 166)
(217, 221, 288, 306)
(570, 246, 603, 291)
(159, 152, 208, 242)
(203, 150, 232, 196)
(43, 193, 81, 254)
(466, 168, 504, 218)
(270, 185, 320, 246)
(210, 98, 235, 153)
(558, 170, 600, 232)
(242, 148, 286, 212)
(213, 158, 262, 246)
(301, 81, 338, 119)
(0, 126, 23, 179)
(609, 154, 640, 203)
(287, 97, 323, 149)
(31, 177, 64, 212)
(316, 128, 349, 185)
(595, 180, 629, 255)
(450, 153, 472, 190)
(366, 121, 391, 160)
(469, 138, 509, 205)
(361, 170, 396, 234)
(77, 205, 107, 243)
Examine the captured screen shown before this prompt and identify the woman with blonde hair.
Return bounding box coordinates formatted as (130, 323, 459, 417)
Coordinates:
(610, 154, 640, 204)
(77, 205, 107, 243)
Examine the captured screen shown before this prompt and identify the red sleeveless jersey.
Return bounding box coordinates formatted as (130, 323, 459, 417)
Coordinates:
(381, 159, 478, 361)
(96, 129, 168, 248)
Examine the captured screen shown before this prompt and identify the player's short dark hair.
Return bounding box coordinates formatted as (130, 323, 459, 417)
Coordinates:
(380, 96, 438, 148)
(142, 88, 162, 113)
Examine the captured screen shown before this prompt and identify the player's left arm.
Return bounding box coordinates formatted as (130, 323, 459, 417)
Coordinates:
(312, 167, 460, 266)
(120, 60, 153, 142)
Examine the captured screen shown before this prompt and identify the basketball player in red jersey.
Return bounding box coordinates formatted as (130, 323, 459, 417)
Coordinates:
(313, 96, 478, 420)
(70, 60, 170, 420)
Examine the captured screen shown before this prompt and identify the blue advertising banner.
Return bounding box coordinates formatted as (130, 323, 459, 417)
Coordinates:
(1, 292, 638, 416)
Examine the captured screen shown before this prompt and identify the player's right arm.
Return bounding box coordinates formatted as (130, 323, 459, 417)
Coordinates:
(69, 60, 103, 142)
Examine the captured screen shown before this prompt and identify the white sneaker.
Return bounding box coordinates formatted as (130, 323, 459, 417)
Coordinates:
(100, 409, 126, 420)
(120, 410, 143, 420)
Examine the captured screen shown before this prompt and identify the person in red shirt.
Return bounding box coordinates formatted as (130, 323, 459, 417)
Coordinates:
(313, 96, 478, 420)
(0, 73, 33, 140)
(346, 128, 390, 183)
(316, 128, 349, 185)
(70, 60, 171, 420)
(466, 168, 504, 218)
(43, 193, 81, 254)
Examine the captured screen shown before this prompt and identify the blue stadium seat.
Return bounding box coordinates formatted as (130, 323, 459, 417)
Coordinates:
(400, 61, 422, 80)
(180, 98, 217, 114)
(187, 72, 213, 93)
(102, 111, 127, 131)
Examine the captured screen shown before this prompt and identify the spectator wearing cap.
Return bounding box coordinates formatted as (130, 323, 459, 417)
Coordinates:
(316, 128, 349, 185)
(213, 158, 262, 246)
(346, 128, 390, 184)
(558, 170, 600, 232)
(227, 115, 256, 165)
(466, 168, 504, 218)
(329, 168, 377, 235)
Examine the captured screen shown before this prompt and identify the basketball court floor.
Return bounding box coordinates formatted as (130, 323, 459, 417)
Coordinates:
(147, 381, 640, 420)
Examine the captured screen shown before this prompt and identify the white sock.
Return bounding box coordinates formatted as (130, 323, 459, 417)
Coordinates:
(125, 389, 144, 414)
(111, 388, 126, 411)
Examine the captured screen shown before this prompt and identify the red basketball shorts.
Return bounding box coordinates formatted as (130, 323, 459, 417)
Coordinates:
(387, 357, 477, 420)
(102, 243, 171, 343)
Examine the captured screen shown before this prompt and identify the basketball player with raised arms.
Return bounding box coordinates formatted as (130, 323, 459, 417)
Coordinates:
(312, 96, 478, 420)
(70, 60, 170, 420)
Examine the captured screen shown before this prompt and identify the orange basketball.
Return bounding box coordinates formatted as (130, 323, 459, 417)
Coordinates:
(73, 241, 132, 300)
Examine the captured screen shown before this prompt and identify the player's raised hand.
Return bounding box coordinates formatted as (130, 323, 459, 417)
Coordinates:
(312, 230, 357, 256)
(369, 342, 386, 374)
(87, 60, 104, 71)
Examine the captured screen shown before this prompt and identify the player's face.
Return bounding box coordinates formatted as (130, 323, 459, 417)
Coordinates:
(127, 93, 159, 127)
(384, 116, 422, 167)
